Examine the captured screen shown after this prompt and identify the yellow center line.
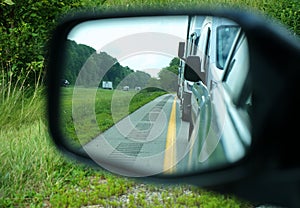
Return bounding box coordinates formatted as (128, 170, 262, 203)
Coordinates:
(163, 96, 177, 174)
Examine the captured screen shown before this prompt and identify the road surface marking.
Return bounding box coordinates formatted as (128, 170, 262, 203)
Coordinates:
(163, 96, 177, 173)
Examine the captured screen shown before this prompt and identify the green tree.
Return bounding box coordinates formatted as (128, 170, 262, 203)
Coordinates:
(75, 51, 117, 87)
(130, 70, 151, 89)
(0, 0, 106, 88)
(64, 40, 139, 88)
(158, 57, 180, 92)
(64, 40, 96, 84)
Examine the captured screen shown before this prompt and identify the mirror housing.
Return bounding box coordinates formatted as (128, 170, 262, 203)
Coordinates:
(178, 42, 185, 60)
(184, 55, 205, 82)
(46, 8, 300, 208)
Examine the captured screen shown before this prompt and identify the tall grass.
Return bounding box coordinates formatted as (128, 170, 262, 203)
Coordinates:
(0, 63, 50, 206)
(0, 120, 56, 204)
(0, 61, 44, 129)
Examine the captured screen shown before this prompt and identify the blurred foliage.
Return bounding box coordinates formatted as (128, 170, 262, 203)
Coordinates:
(0, 0, 299, 91)
(0, 0, 105, 88)
(158, 57, 180, 92)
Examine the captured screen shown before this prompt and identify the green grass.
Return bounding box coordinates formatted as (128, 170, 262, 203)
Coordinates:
(102, 0, 299, 35)
(60, 87, 166, 146)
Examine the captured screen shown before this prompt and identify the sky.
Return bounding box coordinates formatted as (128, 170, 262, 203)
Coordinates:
(68, 16, 188, 77)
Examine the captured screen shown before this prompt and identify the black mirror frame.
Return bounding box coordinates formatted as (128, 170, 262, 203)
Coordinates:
(46, 7, 300, 207)
(184, 55, 203, 82)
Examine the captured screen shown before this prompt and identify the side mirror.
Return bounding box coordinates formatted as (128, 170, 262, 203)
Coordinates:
(46, 8, 300, 208)
(178, 42, 185, 60)
(184, 55, 205, 82)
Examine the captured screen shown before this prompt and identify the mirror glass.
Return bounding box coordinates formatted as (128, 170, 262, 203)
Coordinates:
(59, 15, 251, 177)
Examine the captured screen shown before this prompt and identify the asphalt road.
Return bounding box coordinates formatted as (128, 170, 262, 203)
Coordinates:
(82, 94, 196, 176)
(80, 92, 237, 177)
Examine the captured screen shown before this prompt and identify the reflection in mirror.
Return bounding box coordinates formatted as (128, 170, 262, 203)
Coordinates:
(59, 15, 251, 177)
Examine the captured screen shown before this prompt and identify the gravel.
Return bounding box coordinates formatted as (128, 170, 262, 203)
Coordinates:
(82, 182, 195, 208)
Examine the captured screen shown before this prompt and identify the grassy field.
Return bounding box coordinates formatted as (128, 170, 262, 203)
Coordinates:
(1, 0, 299, 207)
(60, 87, 166, 147)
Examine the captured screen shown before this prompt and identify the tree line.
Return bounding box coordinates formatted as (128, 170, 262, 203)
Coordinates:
(64, 39, 179, 91)
(64, 40, 150, 89)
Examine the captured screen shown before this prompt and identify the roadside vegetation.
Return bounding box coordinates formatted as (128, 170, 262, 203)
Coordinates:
(61, 87, 166, 147)
(1, 0, 299, 207)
